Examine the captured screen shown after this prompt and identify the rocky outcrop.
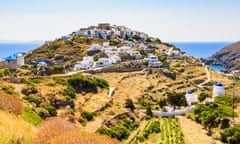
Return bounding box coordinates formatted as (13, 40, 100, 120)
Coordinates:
(204, 41, 240, 70)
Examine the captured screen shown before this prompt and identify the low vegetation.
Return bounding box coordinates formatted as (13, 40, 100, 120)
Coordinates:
(22, 107, 42, 125)
(97, 115, 139, 141)
(68, 74, 109, 93)
(0, 110, 35, 144)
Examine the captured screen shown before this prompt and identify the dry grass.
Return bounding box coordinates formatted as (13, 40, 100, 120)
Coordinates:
(178, 116, 222, 144)
(34, 117, 119, 144)
(0, 110, 35, 144)
(0, 90, 23, 114)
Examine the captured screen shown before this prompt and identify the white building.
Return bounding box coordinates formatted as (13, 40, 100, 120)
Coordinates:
(128, 50, 141, 57)
(5, 52, 25, 70)
(212, 82, 225, 98)
(148, 54, 161, 67)
(110, 55, 121, 64)
(117, 46, 131, 53)
(104, 50, 118, 57)
(87, 44, 102, 52)
(103, 42, 110, 49)
(74, 56, 94, 70)
(139, 43, 147, 50)
(98, 58, 112, 66)
(185, 91, 198, 106)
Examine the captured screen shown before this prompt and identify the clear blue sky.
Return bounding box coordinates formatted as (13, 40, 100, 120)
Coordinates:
(0, 0, 239, 42)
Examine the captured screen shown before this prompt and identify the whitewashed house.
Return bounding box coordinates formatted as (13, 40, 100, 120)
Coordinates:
(104, 50, 118, 58)
(61, 35, 72, 40)
(185, 91, 198, 106)
(98, 58, 112, 66)
(110, 55, 121, 64)
(87, 30, 92, 39)
(74, 56, 94, 70)
(117, 46, 131, 53)
(128, 50, 141, 57)
(139, 43, 147, 50)
(212, 82, 225, 98)
(74, 31, 86, 36)
(103, 42, 110, 49)
(87, 44, 102, 52)
(5, 52, 25, 70)
(148, 54, 161, 67)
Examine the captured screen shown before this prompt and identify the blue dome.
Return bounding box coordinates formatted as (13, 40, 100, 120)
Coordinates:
(5, 55, 17, 61)
(215, 82, 223, 87)
(38, 61, 47, 65)
(186, 91, 193, 94)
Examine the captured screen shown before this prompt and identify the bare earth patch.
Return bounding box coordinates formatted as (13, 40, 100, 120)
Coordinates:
(178, 116, 222, 144)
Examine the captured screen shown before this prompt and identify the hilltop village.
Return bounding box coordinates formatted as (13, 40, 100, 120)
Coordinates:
(0, 23, 239, 144)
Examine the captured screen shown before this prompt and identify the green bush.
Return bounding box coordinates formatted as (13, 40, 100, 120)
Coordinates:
(132, 35, 142, 41)
(63, 85, 76, 99)
(31, 76, 44, 84)
(97, 126, 130, 141)
(23, 96, 41, 106)
(54, 77, 66, 85)
(81, 111, 96, 121)
(44, 104, 57, 116)
(198, 91, 210, 102)
(48, 44, 60, 51)
(22, 107, 42, 125)
(125, 98, 135, 111)
(143, 121, 160, 138)
(221, 125, 240, 144)
(91, 77, 109, 89)
(0, 84, 18, 95)
(215, 95, 232, 107)
(68, 74, 109, 93)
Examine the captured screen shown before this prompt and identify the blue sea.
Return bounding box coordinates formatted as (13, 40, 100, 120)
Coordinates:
(0, 41, 43, 60)
(173, 42, 231, 72)
(173, 42, 231, 58)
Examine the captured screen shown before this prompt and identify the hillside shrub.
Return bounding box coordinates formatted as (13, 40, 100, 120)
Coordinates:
(22, 107, 42, 125)
(23, 95, 41, 107)
(143, 121, 160, 138)
(198, 91, 210, 102)
(63, 85, 76, 99)
(0, 84, 18, 95)
(21, 85, 38, 95)
(192, 103, 236, 132)
(30, 76, 44, 84)
(221, 125, 240, 144)
(81, 111, 96, 121)
(68, 74, 109, 93)
(44, 104, 57, 116)
(125, 98, 135, 111)
(49, 44, 60, 51)
(97, 126, 130, 141)
(167, 92, 187, 106)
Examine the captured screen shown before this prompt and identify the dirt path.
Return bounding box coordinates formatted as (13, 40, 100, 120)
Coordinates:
(198, 66, 211, 87)
(178, 116, 222, 144)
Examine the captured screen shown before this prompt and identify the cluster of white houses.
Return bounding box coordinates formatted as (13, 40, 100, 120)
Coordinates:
(73, 41, 165, 70)
(61, 23, 148, 41)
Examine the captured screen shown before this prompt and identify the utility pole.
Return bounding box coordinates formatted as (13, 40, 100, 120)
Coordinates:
(232, 89, 235, 125)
